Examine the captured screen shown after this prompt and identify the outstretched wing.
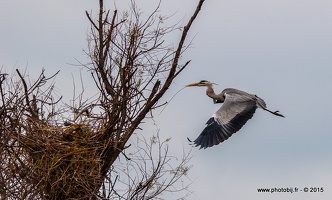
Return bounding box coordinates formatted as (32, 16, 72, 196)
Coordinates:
(192, 91, 258, 149)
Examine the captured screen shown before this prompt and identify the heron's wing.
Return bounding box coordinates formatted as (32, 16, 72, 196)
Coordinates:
(193, 92, 257, 149)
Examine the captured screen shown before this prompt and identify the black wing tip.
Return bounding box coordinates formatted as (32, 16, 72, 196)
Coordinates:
(187, 137, 208, 149)
(188, 117, 233, 149)
(187, 137, 206, 149)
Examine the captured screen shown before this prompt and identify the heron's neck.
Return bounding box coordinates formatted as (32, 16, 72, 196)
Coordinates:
(206, 86, 224, 102)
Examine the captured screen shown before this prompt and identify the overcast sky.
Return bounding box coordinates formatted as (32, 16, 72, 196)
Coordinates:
(1, 0, 332, 199)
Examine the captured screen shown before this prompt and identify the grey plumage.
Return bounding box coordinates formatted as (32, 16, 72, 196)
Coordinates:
(186, 80, 284, 149)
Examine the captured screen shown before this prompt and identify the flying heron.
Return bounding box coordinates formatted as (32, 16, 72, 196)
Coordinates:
(186, 80, 284, 149)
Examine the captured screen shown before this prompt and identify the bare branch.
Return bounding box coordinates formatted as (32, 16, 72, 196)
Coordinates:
(1, 0, 206, 199)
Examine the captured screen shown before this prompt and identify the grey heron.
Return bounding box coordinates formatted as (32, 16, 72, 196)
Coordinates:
(186, 80, 284, 149)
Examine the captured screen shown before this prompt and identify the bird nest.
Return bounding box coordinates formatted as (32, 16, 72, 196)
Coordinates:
(19, 120, 106, 198)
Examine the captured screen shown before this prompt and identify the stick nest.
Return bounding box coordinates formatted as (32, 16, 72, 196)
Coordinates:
(20, 120, 106, 198)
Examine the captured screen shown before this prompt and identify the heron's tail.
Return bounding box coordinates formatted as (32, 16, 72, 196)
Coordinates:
(255, 95, 267, 109)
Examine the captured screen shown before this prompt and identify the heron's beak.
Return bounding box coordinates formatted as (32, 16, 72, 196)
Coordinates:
(185, 82, 200, 87)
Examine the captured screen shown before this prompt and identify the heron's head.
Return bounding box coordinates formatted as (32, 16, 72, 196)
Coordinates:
(186, 80, 214, 87)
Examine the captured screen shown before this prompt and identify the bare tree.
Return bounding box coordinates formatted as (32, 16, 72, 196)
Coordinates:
(0, 0, 205, 199)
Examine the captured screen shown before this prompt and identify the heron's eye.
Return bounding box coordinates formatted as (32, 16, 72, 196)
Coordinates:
(199, 80, 208, 84)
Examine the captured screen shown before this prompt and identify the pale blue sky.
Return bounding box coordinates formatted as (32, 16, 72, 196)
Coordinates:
(1, 0, 332, 199)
